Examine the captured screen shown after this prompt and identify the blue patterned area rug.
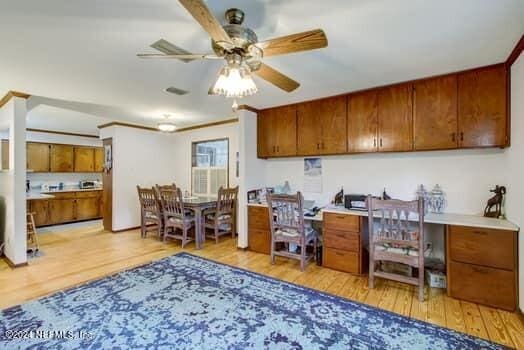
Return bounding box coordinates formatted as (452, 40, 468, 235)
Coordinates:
(1, 253, 505, 349)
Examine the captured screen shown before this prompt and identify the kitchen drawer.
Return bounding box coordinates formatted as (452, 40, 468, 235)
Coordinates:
(75, 191, 101, 198)
(323, 212, 360, 232)
(43, 192, 76, 199)
(248, 206, 270, 230)
(324, 229, 359, 252)
(448, 260, 516, 311)
(248, 228, 270, 254)
(448, 225, 515, 270)
(323, 247, 359, 274)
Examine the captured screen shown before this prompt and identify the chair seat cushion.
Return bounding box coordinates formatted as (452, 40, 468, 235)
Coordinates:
(276, 227, 317, 239)
(205, 213, 231, 221)
(375, 244, 419, 256)
(167, 215, 194, 225)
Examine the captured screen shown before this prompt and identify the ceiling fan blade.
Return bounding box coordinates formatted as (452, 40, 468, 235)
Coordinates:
(150, 39, 195, 62)
(178, 0, 234, 49)
(253, 63, 300, 92)
(137, 53, 221, 60)
(256, 29, 328, 57)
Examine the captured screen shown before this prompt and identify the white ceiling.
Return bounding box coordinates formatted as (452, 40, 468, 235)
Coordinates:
(1, 0, 523, 133)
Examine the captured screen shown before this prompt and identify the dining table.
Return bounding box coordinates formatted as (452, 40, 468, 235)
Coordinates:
(183, 196, 218, 249)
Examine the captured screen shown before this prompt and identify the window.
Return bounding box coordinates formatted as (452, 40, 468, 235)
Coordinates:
(191, 138, 228, 197)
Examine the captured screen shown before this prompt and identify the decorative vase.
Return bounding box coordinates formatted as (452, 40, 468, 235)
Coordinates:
(415, 184, 430, 214)
(429, 184, 447, 214)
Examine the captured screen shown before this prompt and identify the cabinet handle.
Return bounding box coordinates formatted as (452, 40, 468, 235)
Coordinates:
(335, 215, 346, 219)
(317, 143, 320, 150)
(273, 146, 276, 153)
(460, 132, 464, 142)
(335, 252, 344, 256)
(374, 138, 377, 147)
(472, 266, 489, 274)
(472, 230, 488, 235)
(380, 138, 383, 148)
(451, 133, 456, 142)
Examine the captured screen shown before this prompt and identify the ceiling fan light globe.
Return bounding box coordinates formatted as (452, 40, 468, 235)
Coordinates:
(211, 65, 258, 98)
(157, 122, 177, 132)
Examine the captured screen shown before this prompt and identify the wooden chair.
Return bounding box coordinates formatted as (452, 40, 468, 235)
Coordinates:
(26, 212, 40, 253)
(204, 186, 238, 243)
(156, 186, 195, 248)
(137, 186, 162, 239)
(367, 195, 425, 301)
(267, 192, 318, 271)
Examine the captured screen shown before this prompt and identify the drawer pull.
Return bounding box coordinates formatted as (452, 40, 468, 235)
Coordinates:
(472, 266, 488, 274)
(472, 230, 488, 235)
(335, 252, 344, 256)
(335, 215, 346, 219)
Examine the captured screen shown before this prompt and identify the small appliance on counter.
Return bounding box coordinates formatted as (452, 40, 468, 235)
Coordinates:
(79, 180, 97, 189)
(26, 180, 31, 193)
(344, 194, 367, 211)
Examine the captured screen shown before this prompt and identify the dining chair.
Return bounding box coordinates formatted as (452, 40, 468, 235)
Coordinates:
(157, 186, 195, 247)
(267, 192, 318, 271)
(367, 195, 426, 301)
(204, 186, 238, 243)
(137, 186, 163, 239)
(26, 212, 40, 253)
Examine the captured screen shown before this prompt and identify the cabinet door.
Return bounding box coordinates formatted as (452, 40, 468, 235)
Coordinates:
(257, 109, 275, 158)
(1, 140, 8, 170)
(414, 75, 458, 150)
(49, 199, 76, 224)
(273, 105, 297, 156)
(74, 147, 95, 172)
(378, 84, 413, 152)
(29, 200, 50, 227)
(297, 101, 322, 155)
(348, 91, 379, 153)
(458, 65, 507, 148)
(50, 144, 74, 172)
(94, 147, 104, 172)
(76, 197, 100, 220)
(320, 96, 347, 154)
(27, 142, 50, 172)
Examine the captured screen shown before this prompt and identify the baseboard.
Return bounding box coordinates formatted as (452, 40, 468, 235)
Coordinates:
(2, 255, 28, 268)
(111, 225, 141, 233)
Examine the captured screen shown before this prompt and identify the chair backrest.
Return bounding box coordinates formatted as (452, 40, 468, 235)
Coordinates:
(267, 192, 305, 235)
(137, 186, 160, 213)
(366, 195, 424, 243)
(216, 186, 238, 215)
(156, 186, 185, 218)
(156, 183, 176, 192)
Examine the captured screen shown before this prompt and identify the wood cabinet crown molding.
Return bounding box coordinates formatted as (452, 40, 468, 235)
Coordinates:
(0, 90, 30, 108)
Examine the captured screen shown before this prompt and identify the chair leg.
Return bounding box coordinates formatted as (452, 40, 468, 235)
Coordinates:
(418, 272, 425, 302)
(214, 224, 219, 244)
(369, 263, 375, 289)
(182, 227, 188, 248)
(163, 227, 168, 243)
(270, 239, 276, 265)
(300, 241, 306, 271)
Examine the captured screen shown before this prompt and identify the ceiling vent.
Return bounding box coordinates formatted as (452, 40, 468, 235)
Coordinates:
(165, 86, 189, 95)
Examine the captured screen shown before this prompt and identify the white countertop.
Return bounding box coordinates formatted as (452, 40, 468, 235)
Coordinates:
(40, 187, 103, 194)
(27, 192, 55, 200)
(247, 203, 519, 231)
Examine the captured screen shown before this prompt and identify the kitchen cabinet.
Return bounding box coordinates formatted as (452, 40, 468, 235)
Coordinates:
(247, 205, 271, 254)
(257, 105, 297, 157)
(1, 140, 8, 170)
(27, 142, 50, 172)
(74, 147, 95, 172)
(378, 84, 413, 152)
(48, 198, 76, 224)
(414, 75, 458, 150)
(28, 200, 50, 226)
(458, 65, 508, 148)
(297, 96, 347, 155)
(347, 90, 379, 153)
(94, 147, 104, 172)
(76, 197, 100, 220)
(50, 144, 74, 172)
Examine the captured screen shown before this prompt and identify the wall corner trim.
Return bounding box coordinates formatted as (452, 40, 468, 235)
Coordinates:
(0, 91, 31, 108)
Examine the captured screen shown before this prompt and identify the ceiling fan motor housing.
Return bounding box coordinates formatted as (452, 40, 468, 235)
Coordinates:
(212, 8, 258, 59)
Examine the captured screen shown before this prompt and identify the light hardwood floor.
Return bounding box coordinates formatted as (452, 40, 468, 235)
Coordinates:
(1, 224, 523, 349)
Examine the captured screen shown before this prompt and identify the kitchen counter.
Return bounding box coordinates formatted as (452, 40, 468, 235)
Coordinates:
(247, 203, 520, 231)
(27, 192, 55, 200)
(40, 187, 103, 194)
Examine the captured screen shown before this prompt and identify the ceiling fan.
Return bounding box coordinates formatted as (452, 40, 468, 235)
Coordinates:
(137, 0, 328, 97)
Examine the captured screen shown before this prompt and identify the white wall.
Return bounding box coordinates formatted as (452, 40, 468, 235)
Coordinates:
(171, 122, 239, 193)
(100, 125, 178, 231)
(238, 111, 267, 248)
(505, 52, 523, 311)
(0, 97, 27, 265)
(264, 149, 507, 215)
(26, 131, 103, 188)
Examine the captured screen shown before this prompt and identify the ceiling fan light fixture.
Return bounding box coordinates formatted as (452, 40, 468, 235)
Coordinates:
(157, 114, 177, 133)
(211, 64, 258, 98)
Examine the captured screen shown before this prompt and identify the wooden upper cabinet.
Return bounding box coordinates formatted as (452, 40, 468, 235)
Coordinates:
(414, 75, 458, 150)
(348, 91, 379, 153)
(257, 105, 297, 157)
(74, 147, 95, 172)
(27, 142, 50, 172)
(1, 140, 9, 170)
(378, 84, 413, 152)
(458, 65, 508, 148)
(297, 96, 347, 155)
(50, 144, 74, 172)
(94, 147, 104, 172)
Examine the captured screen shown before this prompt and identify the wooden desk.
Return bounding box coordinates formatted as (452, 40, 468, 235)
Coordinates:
(247, 203, 520, 310)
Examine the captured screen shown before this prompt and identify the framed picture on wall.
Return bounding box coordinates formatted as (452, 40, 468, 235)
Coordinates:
(104, 144, 112, 172)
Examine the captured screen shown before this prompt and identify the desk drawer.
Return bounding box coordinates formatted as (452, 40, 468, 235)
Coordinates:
(323, 212, 360, 232)
(76, 191, 101, 198)
(248, 228, 270, 255)
(448, 260, 516, 311)
(448, 225, 515, 270)
(323, 247, 359, 274)
(248, 206, 270, 230)
(324, 229, 359, 252)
